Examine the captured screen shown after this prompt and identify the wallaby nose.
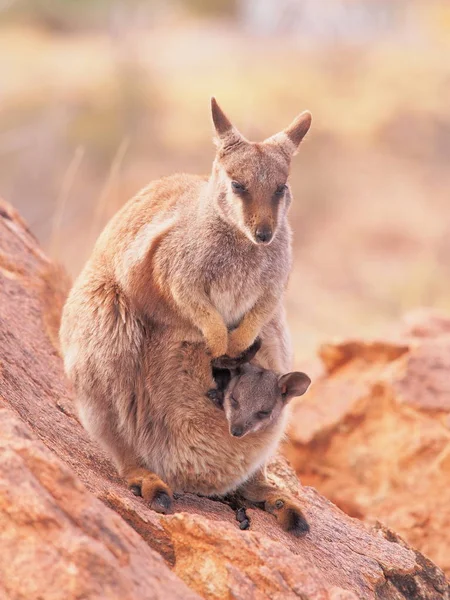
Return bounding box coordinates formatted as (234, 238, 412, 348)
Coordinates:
(255, 225, 273, 244)
(231, 425, 244, 437)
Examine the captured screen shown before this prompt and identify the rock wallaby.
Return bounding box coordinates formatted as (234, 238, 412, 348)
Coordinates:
(60, 99, 312, 531)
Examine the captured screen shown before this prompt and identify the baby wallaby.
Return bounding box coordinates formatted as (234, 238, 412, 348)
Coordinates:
(209, 345, 312, 534)
(210, 339, 310, 439)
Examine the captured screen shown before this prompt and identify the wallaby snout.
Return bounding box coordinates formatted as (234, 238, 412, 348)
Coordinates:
(254, 224, 273, 245)
(231, 425, 245, 437)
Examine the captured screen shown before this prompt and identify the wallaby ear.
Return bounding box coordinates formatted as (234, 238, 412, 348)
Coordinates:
(211, 97, 244, 149)
(278, 372, 311, 402)
(265, 111, 312, 156)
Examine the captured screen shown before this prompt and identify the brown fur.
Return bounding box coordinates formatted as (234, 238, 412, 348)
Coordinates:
(60, 100, 312, 529)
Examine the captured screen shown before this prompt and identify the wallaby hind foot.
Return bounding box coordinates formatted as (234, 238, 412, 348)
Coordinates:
(239, 470, 309, 536)
(264, 496, 309, 536)
(125, 467, 174, 514)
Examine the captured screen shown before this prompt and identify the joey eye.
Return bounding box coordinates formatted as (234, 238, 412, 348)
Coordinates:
(231, 181, 247, 194)
(257, 410, 271, 419)
(230, 396, 239, 408)
(275, 184, 287, 197)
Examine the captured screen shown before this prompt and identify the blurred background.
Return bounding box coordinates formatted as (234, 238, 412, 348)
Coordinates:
(1, 0, 450, 360)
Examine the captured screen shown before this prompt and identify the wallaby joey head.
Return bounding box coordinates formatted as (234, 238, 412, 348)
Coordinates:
(210, 339, 311, 438)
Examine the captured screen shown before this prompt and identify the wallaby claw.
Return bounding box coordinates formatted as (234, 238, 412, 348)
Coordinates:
(235, 507, 247, 522)
(151, 491, 173, 514)
(130, 484, 141, 497)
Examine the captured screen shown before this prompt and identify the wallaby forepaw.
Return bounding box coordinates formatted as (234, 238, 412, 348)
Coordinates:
(205, 327, 228, 359)
(235, 506, 250, 530)
(227, 329, 257, 358)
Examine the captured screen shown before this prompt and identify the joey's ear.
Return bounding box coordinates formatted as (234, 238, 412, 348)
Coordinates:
(278, 372, 311, 402)
(211, 97, 245, 149)
(265, 111, 312, 156)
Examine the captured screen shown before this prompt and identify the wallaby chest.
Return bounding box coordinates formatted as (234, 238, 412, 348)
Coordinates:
(203, 227, 290, 328)
(209, 284, 259, 329)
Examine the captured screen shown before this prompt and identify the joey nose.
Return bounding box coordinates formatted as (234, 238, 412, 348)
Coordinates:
(231, 426, 244, 437)
(255, 225, 273, 244)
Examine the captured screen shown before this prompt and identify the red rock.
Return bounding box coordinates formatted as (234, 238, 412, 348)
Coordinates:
(286, 316, 450, 579)
(1, 198, 448, 599)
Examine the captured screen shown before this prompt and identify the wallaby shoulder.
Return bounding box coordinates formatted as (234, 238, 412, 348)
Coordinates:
(92, 173, 208, 264)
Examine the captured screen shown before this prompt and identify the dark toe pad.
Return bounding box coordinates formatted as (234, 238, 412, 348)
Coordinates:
(130, 484, 141, 497)
(287, 509, 310, 536)
(152, 490, 173, 513)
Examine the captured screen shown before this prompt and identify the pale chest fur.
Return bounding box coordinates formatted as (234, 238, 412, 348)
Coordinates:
(209, 279, 260, 328)
(196, 222, 290, 328)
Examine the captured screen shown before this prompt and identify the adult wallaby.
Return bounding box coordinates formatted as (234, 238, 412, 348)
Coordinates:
(60, 99, 311, 528)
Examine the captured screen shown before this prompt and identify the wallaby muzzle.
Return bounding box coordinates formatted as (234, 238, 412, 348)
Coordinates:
(254, 225, 273, 245)
(231, 425, 244, 437)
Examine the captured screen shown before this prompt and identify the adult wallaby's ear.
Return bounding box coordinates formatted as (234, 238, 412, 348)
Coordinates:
(265, 111, 312, 156)
(211, 97, 244, 149)
(278, 372, 311, 402)
(211, 337, 261, 369)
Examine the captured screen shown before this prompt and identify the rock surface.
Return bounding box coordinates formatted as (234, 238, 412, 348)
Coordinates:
(285, 310, 450, 580)
(0, 198, 449, 600)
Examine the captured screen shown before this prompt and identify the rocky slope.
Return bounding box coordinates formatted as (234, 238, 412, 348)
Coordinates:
(285, 310, 450, 579)
(0, 198, 449, 600)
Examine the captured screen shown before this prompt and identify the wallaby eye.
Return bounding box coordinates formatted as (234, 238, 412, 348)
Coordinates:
(231, 181, 247, 194)
(257, 410, 271, 419)
(275, 184, 287, 197)
(230, 396, 239, 408)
